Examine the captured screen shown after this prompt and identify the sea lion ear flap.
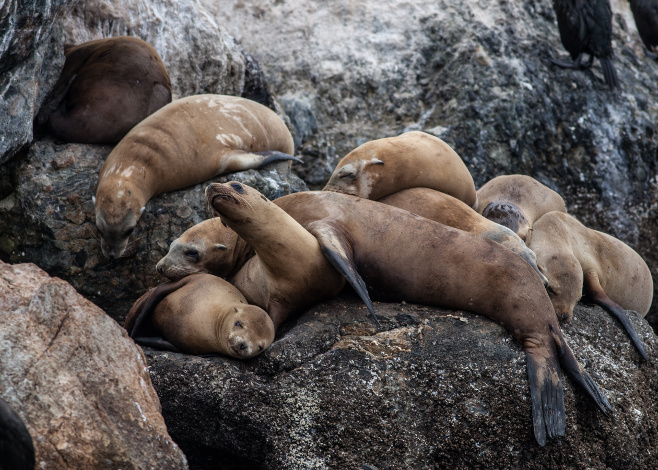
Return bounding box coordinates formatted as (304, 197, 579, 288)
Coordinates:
(215, 244, 228, 251)
(370, 158, 384, 166)
(92, 196, 96, 205)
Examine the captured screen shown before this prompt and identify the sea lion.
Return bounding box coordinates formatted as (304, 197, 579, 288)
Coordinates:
(156, 187, 546, 285)
(0, 397, 34, 470)
(207, 182, 611, 446)
(476, 175, 567, 244)
(530, 211, 653, 361)
(323, 131, 477, 207)
(551, 0, 620, 90)
(94, 94, 300, 258)
(124, 273, 274, 358)
(205, 182, 346, 330)
(45, 36, 172, 144)
(629, 0, 658, 60)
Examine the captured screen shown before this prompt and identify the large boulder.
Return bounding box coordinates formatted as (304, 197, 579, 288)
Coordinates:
(146, 294, 657, 469)
(0, 140, 306, 323)
(0, 261, 188, 469)
(216, 0, 658, 327)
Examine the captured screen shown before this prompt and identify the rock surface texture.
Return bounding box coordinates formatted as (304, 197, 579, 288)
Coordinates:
(217, 0, 658, 326)
(0, 261, 188, 469)
(147, 294, 657, 470)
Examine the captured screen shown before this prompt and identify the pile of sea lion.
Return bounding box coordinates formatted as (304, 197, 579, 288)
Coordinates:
(42, 36, 654, 448)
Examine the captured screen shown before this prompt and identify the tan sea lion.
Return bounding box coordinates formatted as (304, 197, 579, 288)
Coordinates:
(156, 188, 546, 285)
(207, 182, 611, 446)
(530, 211, 653, 361)
(94, 94, 300, 258)
(476, 175, 567, 244)
(46, 36, 172, 144)
(125, 273, 274, 358)
(205, 182, 346, 330)
(323, 131, 477, 207)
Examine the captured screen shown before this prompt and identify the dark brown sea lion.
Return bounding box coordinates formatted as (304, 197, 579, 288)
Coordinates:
(530, 211, 653, 360)
(323, 131, 477, 207)
(94, 94, 300, 258)
(46, 36, 172, 144)
(124, 273, 274, 358)
(207, 182, 611, 446)
(476, 175, 567, 244)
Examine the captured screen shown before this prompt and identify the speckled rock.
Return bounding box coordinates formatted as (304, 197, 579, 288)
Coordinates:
(0, 139, 306, 323)
(0, 261, 188, 469)
(146, 294, 657, 470)
(217, 0, 658, 328)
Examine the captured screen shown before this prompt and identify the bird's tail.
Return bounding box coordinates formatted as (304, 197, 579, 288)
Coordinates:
(600, 57, 620, 91)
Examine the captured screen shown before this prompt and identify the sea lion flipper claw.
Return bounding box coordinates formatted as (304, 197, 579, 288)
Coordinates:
(524, 349, 565, 446)
(254, 150, 303, 166)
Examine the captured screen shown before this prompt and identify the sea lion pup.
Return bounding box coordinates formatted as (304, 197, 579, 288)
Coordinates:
(94, 94, 300, 258)
(530, 211, 653, 361)
(155, 217, 255, 280)
(551, 0, 620, 90)
(205, 182, 347, 330)
(476, 174, 567, 245)
(323, 131, 477, 208)
(124, 273, 274, 358)
(45, 36, 172, 144)
(209, 183, 611, 446)
(629, 0, 658, 59)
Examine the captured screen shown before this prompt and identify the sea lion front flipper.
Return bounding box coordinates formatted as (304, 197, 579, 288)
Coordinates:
(523, 346, 565, 446)
(307, 222, 380, 327)
(583, 271, 648, 361)
(254, 150, 304, 167)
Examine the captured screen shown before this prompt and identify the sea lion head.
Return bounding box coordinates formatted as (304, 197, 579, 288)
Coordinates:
(481, 202, 532, 243)
(156, 219, 237, 280)
(323, 150, 385, 198)
(224, 306, 275, 359)
(94, 182, 145, 258)
(540, 253, 583, 322)
(205, 181, 267, 223)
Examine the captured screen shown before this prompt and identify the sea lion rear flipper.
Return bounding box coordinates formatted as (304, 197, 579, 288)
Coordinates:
(308, 222, 380, 327)
(583, 272, 648, 361)
(524, 347, 565, 446)
(254, 150, 303, 167)
(132, 336, 180, 352)
(550, 325, 612, 414)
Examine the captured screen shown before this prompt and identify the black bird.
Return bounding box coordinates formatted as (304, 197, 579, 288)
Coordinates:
(0, 397, 35, 470)
(629, 0, 658, 59)
(551, 0, 620, 90)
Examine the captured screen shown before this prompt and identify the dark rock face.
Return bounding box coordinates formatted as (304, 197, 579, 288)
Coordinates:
(146, 294, 657, 470)
(0, 140, 306, 323)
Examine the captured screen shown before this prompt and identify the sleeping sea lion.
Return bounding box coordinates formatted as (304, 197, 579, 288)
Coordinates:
(124, 273, 274, 358)
(323, 131, 477, 207)
(530, 211, 653, 361)
(476, 175, 567, 244)
(45, 36, 172, 144)
(207, 182, 611, 446)
(94, 94, 300, 258)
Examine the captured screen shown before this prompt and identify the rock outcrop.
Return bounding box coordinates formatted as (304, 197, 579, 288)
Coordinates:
(0, 261, 188, 469)
(146, 294, 657, 469)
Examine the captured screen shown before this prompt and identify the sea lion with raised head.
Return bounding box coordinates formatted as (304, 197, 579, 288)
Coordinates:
(476, 175, 567, 244)
(530, 211, 653, 361)
(323, 131, 477, 207)
(207, 182, 611, 446)
(124, 273, 274, 358)
(205, 182, 346, 330)
(94, 94, 300, 258)
(44, 36, 172, 144)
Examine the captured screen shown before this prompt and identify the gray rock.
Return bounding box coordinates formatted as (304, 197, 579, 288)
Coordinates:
(216, 0, 658, 326)
(0, 139, 307, 323)
(146, 294, 657, 469)
(0, 261, 188, 469)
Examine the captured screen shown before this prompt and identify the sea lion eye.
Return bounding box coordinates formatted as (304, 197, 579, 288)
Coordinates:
(123, 227, 134, 237)
(235, 321, 243, 328)
(230, 183, 244, 193)
(340, 172, 357, 180)
(184, 248, 200, 260)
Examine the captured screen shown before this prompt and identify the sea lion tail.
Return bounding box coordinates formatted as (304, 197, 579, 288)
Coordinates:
(551, 325, 612, 415)
(600, 57, 620, 91)
(524, 347, 565, 446)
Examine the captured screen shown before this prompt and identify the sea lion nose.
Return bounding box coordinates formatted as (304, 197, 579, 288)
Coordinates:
(156, 264, 163, 274)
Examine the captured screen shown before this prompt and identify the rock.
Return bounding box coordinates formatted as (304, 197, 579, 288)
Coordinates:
(146, 294, 657, 469)
(0, 139, 307, 323)
(0, 261, 188, 469)
(216, 0, 658, 328)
